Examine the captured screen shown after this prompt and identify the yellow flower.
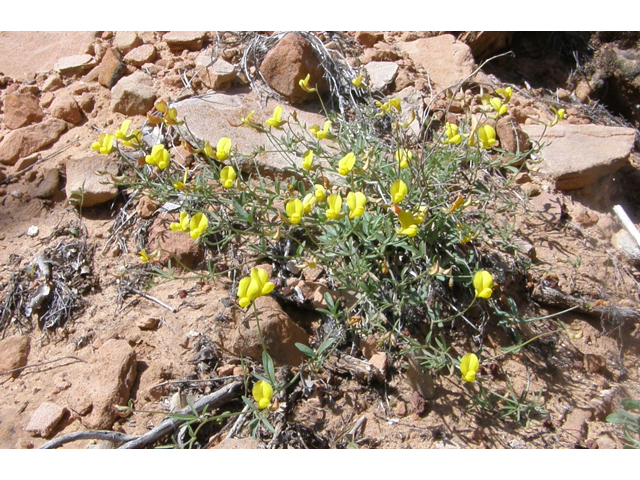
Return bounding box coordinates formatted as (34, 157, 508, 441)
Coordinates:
(347, 192, 366, 219)
(443, 123, 462, 144)
(139, 249, 150, 263)
(123, 129, 142, 148)
(446, 194, 465, 215)
(460, 353, 479, 383)
(220, 166, 237, 189)
(302, 193, 317, 214)
(396, 210, 418, 237)
(216, 137, 232, 161)
(468, 116, 479, 147)
(473, 270, 494, 299)
(309, 120, 332, 140)
(495, 86, 512, 103)
(286, 199, 304, 224)
(413, 205, 428, 225)
(477, 125, 497, 150)
(338, 152, 356, 176)
(237, 268, 275, 308)
(170, 212, 190, 232)
(115, 119, 132, 140)
(325, 194, 343, 220)
(266, 105, 286, 129)
(549, 107, 566, 127)
(91, 133, 115, 155)
(376, 98, 402, 115)
(490, 97, 508, 118)
(314, 184, 326, 202)
(241, 111, 255, 126)
(173, 168, 189, 190)
(298, 73, 317, 93)
(189, 213, 208, 240)
(352, 73, 364, 88)
(203, 141, 215, 158)
(395, 149, 412, 169)
(390, 180, 408, 204)
(302, 150, 314, 170)
(252, 380, 274, 410)
(145, 144, 170, 170)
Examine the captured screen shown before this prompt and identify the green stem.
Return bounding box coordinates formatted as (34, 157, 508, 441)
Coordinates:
(252, 303, 268, 355)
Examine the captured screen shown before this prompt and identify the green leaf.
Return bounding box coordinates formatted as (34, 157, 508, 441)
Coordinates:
(262, 351, 276, 386)
(295, 343, 316, 358)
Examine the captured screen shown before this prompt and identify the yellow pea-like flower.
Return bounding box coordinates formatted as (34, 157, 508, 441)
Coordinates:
(115, 119, 132, 140)
(286, 199, 304, 224)
(91, 133, 115, 155)
(302, 193, 317, 214)
(237, 268, 275, 308)
(390, 180, 408, 204)
(443, 123, 462, 144)
(170, 212, 190, 232)
(338, 152, 356, 176)
(216, 137, 232, 161)
(314, 184, 326, 202)
(299, 73, 317, 93)
(351, 74, 364, 88)
(489, 97, 508, 118)
(145, 144, 170, 170)
(266, 105, 286, 129)
(473, 270, 494, 299)
(252, 380, 274, 410)
(189, 213, 208, 240)
(241, 110, 255, 126)
(302, 150, 314, 170)
(396, 210, 418, 237)
(495, 86, 512, 103)
(395, 149, 413, 169)
(310, 120, 332, 140)
(477, 125, 497, 149)
(139, 249, 150, 263)
(325, 194, 343, 220)
(220, 166, 237, 189)
(460, 353, 479, 383)
(347, 192, 366, 219)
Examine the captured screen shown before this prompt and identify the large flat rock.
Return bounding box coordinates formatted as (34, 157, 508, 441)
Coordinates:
(0, 32, 97, 81)
(521, 124, 636, 190)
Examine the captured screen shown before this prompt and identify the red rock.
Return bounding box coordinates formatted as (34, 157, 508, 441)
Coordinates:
(76, 93, 95, 113)
(496, 114, 531, 155)
(65, 155, 119, 207)
(41, 73, 64, 92)
(354, 31, 381, 48)
(49, 93, 82, 125)
(231, 295, 309, 366)
(32, 167, 61, 198)
(163, 31, 207, 51)
(110, 71, 157, 116)
(25, 402, 67, 437)
(146, 214, 204, 268)
(136, 195, 158, 219)
(0, 119, 67, 166)
(123, 44, 157, 67)
(97, 48, 125, 89)
(0, 335, 30, 379)
(259, 33, 326, 104)
(3, 92, 44, 130)
(113, 31, 142, 54)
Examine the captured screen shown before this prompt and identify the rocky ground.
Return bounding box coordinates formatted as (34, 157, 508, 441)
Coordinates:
(1, 31, 640, 449)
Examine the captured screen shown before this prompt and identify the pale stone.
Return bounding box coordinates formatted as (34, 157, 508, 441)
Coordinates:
(364, 61, 398, 92)
(113, 31, 142, 54)
(25, 403, 66, 438)
(0, 119, 66, 166)
(54, 54, 97, 75)
(110, 71, 157, 116)
(65, 155, 119, 207)
(123, 44, 157, 67)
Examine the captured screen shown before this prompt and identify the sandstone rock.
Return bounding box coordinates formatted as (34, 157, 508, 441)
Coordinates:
(496, 114, 531, 155)
(33, 167, 61, 198)
(25, 402, 67, 437)
(354, 31, 381, 48)
(3, 92, 44, 130)
(0, 32, 97, 81)
(77, 93, 95, 113)
(612, 229, 640, 266)
(231, 295, 308, 366)
(173, 91, 326, 179)
(40, 92, 54, 108)
(296, 280, 337, 310)
(14, 153, 39, 172)
(527, 192, 563, 225)
(163, 31, 207, 51)
(0, 336, 30, 379)
(213, 437, 261, 449)
(364, 61, 398, 93)
(0, 119, 67, 166)
(97, 48, 126, 89)
(147, 214, 204, 268)
(563, 407, 593, 444)
(113, 31, 142, 54)
(123, 44, 157, 67)
(521, 124, 636, 190)
(458, 32, 514, 60)
(399, 34, 476, 92)
(49, 93, 82, 124)
(259, 33, 326, 104)
(360, 44, 399, 63)
(111, 71, 157, 116)
(65, 155, 119, 207)
(66, 338, 137, 430)
(136, 195, 158, 219)
(369, 352, 387, 381)
(54, 54, 96, 76)
(42, 73, 64, 92)
(136, 317, 160, 330)
(195, 52, 237, 90)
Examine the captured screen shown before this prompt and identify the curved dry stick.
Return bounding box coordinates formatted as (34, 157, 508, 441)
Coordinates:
(40, 431, 138, 449)
(119, 380, 243, 449)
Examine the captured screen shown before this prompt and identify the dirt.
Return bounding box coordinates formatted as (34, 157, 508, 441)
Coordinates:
(1, 31, 640, 449)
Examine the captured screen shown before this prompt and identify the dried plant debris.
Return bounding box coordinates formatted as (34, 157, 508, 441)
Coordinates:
(0, 221, 96, 334)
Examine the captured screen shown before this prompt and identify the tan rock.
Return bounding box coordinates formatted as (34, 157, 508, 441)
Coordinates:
(231, 295, 308, 366)
(163, 31, 207, 51)
(41, 73, 64, 92)
(0, 119, 67, 166)
(521, 124, 636, 190)
(364, 61, 398, 93)
(136, 195, 158, 219)
(97, 48, 125, 89)
(354, 31, 381, 48)
(213, 437, 260, 449)
(32, 167, 61, 198)
(110, 71, 157, 116)
(65, 155, 119, 207)
(0, 336, 30, 379)
(146, 214, 204, 269)
(113, 31, 142, 54)
(3, 92, 44, 130)
(399, 34, 476, 92)
(54, 54, 96, 76)
(496, 114, 531, 156)
(195, 53, 237, 90)
(25, 402, 67, 438)
(259, 33, 326, 104)
(123, 44, 157, 67)
(49, 93, 82, 124)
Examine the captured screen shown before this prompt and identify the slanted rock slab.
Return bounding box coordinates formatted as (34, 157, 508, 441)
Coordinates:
(0, 119, 67, 166)
(3, 91, 44, 130)
(54, 54, 97, 76)
(521, 124, 636, 190)
(25, 402, 67, 438)
(364, 61, 398, 93)
(123, 44, 157, 67)
(65, 155, 119, 207)
(163, 31, 207, 51)
(111, 71, 157, 116)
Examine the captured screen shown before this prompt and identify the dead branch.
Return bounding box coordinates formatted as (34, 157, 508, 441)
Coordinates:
(0, 356, 86, 377)
(325, 353, 383, 383)
(124, 287, 177, 313)
(40, 430, 138, 449)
